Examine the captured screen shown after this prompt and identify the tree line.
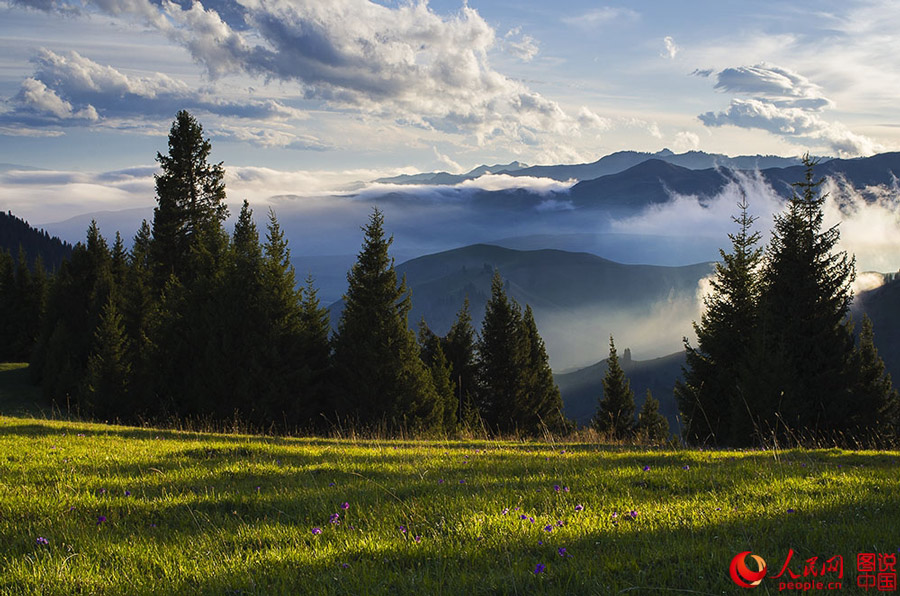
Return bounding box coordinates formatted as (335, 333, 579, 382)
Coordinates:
(10, 110, 567, 436)
(674, 159, 899, 446)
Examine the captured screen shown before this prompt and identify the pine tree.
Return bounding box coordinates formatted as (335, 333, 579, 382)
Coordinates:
(675, 196, 762, 446)
(296, 274, 332, 428)
(332, 208, 439, 433)
(593, 335, 635, 440)
(477, 271, 525, 433)
(443, 297, 478, 428)
(518, 305, 567, 434)
(419, 319, 456, 434)
(849, 315, 899, 441)
(151, 110, 227, 286)
(85, 296, 131, 419)
(121, 221, 156, 417)
(754, 155, 857, 438)
(636, 389, 669, 444)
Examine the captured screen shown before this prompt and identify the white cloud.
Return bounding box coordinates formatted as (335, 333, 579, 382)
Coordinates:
(699, 63, 882, 157)
(673, 131, 700, 152)
(431, 146, 462, 173)
(662, 36, 679, 59)
(562, 7, 639, 28)
(503, 27, 539, 62)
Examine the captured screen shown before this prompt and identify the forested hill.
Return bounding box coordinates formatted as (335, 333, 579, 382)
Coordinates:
(0, 211, 72, 271)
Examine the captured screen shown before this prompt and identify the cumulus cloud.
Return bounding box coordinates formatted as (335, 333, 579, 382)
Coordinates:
(1, 49, 307, 139)
(699, 63, 882, 157)
(662, 36, 679, 59)
(503, 27, 539, 62)
(672, 131, 700, 152)
(7, 0, 606, 152)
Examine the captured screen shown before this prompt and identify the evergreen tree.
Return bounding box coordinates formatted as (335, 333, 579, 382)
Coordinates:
(753, 155, 857, 438)
(636, 389, 669, 444)
(418, 319, 456, 433)
(593, 335, 635, 440)
(296, 273, 332, 428)
(518, 305, 567, 434)
(443, 297, 479, 428)
(675, 196, 762, 446)
(849, 315, 899, 441)
(84, 296, 131, 418)
(121, 221, 156, 416)
(477, 271, 525, 433)
(150, 110, 227, 286)
(332, 208, 440, 433)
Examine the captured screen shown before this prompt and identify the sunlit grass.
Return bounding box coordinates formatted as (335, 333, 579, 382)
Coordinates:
(1, 416, 898, 594)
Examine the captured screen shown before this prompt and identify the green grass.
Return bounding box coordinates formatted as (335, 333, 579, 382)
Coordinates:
(1, 417, 898, 594)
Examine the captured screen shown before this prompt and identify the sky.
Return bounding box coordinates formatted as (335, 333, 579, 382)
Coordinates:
(1, 0, 900, 224)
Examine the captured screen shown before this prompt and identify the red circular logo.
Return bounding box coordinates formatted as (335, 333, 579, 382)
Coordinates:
(729, 551, 767, 588)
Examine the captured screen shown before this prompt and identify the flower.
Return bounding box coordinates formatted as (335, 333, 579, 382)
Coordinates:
(682, 465, 690, 470)
(328, 482, 335, 487)
(97, 516, 107, 525)
(459, 479, 466, 484)
(501, 508, 509, 515)
(124, 490, 131, 497)
(556, 520, 564, 527)
(544, 525, 553, 532)
(629, 510, 638, 519)
(438, 479, 444, 484)
(611, 512, 618, 519)
(563, 486, 569, 492)
(414, 535, 421, 543)
(642, 465, 651, 472)
(330, 513, 340, 524)
(341, 502, 350, 510)
(311, 527, 322, 535)
(36, 537, 49, 545)
(534, 563, 546, 574)
(787, 508, 796, 514)
(520, 514, 528, 520)
(399, 525, 407, 534)
(557, 547, 567, 557)
(554, 485, 560, 492)
(574, 504, 583, 512)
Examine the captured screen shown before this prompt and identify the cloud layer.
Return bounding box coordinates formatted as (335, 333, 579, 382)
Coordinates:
(698, 63, 882, 157)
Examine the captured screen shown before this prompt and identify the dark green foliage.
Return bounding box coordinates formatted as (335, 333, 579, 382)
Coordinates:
(849, 316, 899, 440)
(0, 248, 47, 362)
(476, 271, 526, 432)
(593, 335, 635, 439)
(675, 196, 762, 446)
(419, 319, 457, 433)
(476, 272, 566, 435)
(443, 298, 479, 427)
(753, 156, 858, 438)
(31, 221, 113, 404)
(636, 389, 669, 443)
(150, 110, 227, 286)
(295, 274, 332, 428)
(0, 210, 72, 271)
(84, 297, 131, 419)
(518, 305, 567, 434)
(332, 208, 440, 433)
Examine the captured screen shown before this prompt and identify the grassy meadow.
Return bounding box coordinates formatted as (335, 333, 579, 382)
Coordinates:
(1, 365, 899, 594)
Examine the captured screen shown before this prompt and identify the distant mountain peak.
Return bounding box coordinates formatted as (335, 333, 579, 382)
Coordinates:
(655, 148, 675, 157)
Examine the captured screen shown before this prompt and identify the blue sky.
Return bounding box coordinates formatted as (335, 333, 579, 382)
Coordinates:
(1, 0, 899, 222)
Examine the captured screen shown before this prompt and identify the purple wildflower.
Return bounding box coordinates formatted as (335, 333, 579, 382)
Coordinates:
(501, 508, 509, 515)
(341, 502, 350, 510)
(642, 465, 651, 472)
(574, 504, 584, 512)
(414, 535, 421, 543)
(459, 479, 465, 484)
(520, 514, 528, 520)
(534, 563, 546, 574)
(556, 520, 564, 527)
(36, 537, 49, 545)
(311, 527, 322, 535)
(398, 525, 407, 534)
(563, 486, 569, 492)
(629, 510, 638, 519)
(341, 563, 350, 569)
(787, 508, 796, 514)
(330, 513, 340, 524)
(544, 525, 553, 532)
(611, 512, 618, 519)
(557, 547, 567, 557)
(682, 465, 690, 470)
(97, 516, 107, 525)
(554, 485, 560, 492)
(529, 517, 535, 524)
(328, 482, 335, 487)
(124, 490, 131, 497)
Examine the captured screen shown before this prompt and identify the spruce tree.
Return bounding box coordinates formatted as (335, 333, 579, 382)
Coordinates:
(85, 296, 131, 419)
(593, 335, 635, 440)
(418, 319, 456, 434)
(636, 389, 669, 444)
(519, 305, 567, 434)
(675, 196, 762, 446)
(296, 274, 332, 428)
(151, 110, 227, 286)
(332, 208, 439, 433)
(754, 155, 857, 438)
(443, 297, 479, 427)
(849, 315, 899, 441)
(477, 271, 525, 433)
